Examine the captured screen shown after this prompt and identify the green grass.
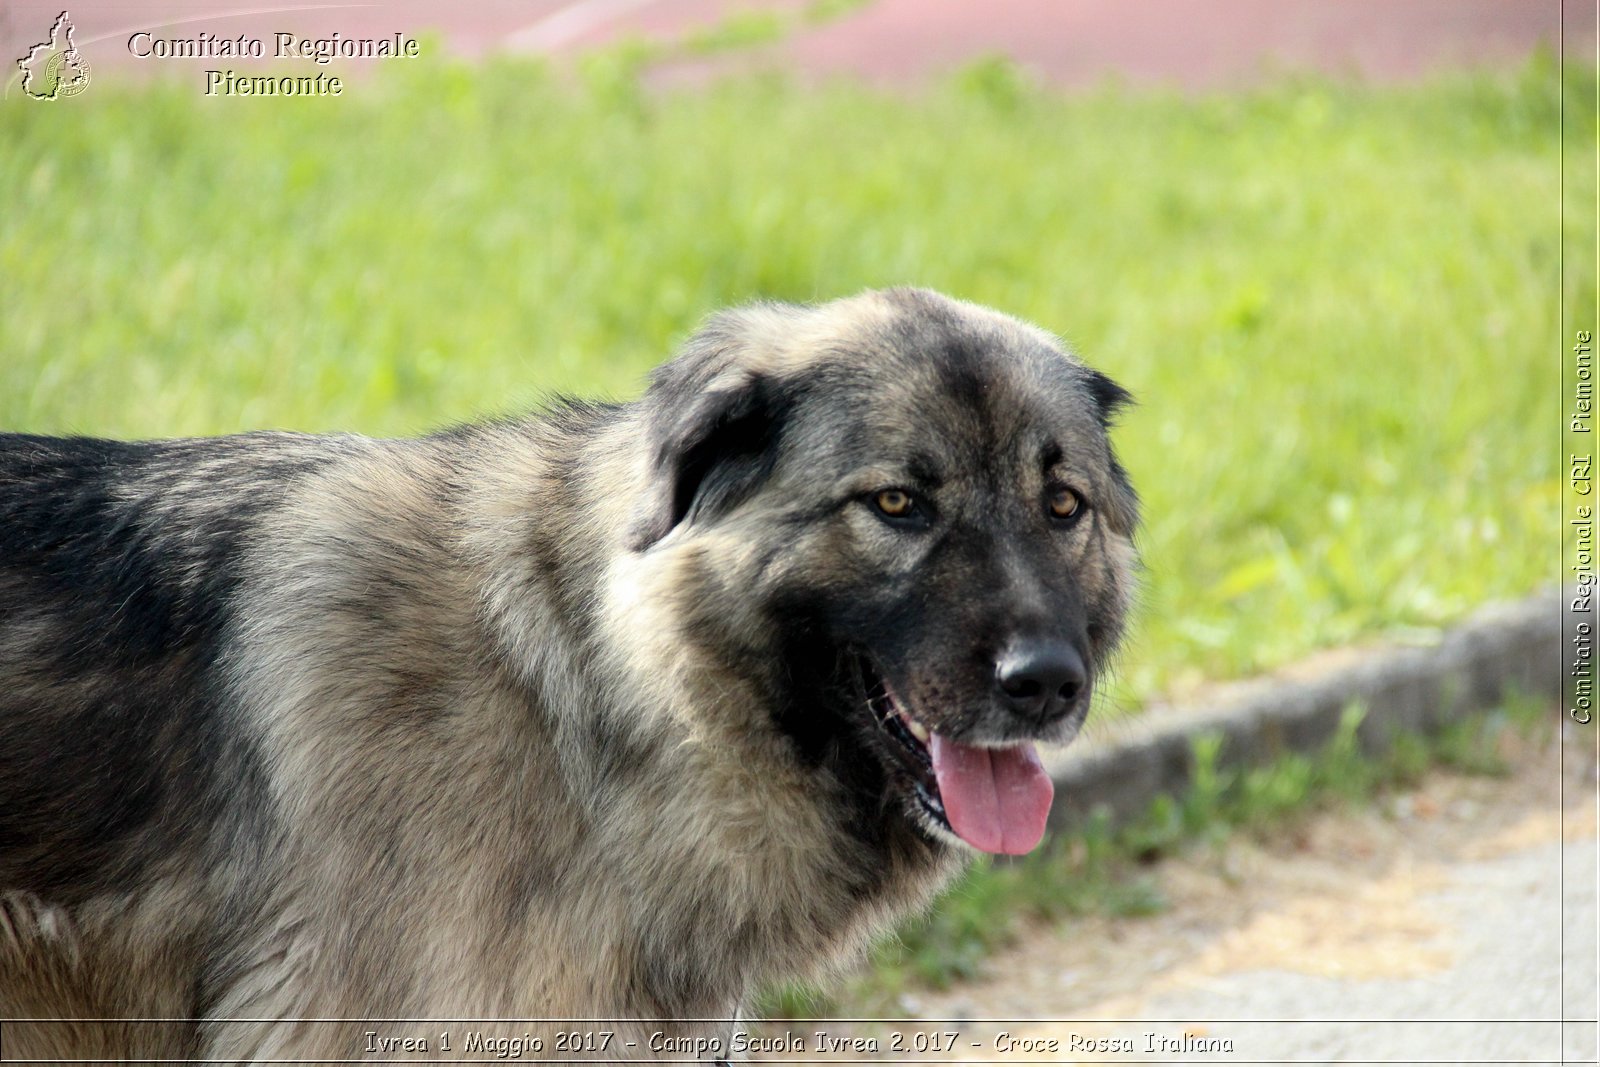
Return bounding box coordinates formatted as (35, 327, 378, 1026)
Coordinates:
(2, 53, 1588, 702)
(756, 691, 1547, 1018)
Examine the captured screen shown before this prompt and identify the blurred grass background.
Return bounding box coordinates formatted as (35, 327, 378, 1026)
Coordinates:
(2, 51, 1589, 704)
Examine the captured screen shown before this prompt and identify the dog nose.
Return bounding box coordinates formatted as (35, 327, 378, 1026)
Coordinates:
(995, 641, 1088, 723)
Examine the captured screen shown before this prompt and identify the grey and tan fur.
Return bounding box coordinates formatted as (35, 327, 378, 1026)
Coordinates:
(0, 288, 1138, 1063)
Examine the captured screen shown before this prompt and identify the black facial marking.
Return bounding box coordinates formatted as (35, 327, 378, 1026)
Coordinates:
(904, 454, 945, 490)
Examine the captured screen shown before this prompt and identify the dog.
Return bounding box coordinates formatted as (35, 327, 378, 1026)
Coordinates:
(0, 287, 1139, 1062)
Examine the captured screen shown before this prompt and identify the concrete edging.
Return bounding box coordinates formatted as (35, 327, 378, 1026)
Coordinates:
(1044, 588, 1564, 829)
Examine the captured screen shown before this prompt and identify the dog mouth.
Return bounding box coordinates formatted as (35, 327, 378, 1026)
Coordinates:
(856, 656, 1054, 856)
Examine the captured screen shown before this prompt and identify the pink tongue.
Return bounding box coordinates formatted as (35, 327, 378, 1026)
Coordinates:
(929, 735, 1054, 855)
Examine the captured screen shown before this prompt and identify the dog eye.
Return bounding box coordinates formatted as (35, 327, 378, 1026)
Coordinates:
(874, 489, 915, 519)
(1048, 487, 1084, 522)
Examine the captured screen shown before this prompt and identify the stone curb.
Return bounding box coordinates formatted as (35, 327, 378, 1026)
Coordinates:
(1043, 588, 1563, 829)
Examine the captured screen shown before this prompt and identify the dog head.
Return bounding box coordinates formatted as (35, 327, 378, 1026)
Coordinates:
(630, 288, 1138, 856)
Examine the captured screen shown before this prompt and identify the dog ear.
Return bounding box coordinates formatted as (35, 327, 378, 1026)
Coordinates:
(629, 371, 787, 551)
(1083, 368, 1134, 428)
(1078, 368, 1139, 535)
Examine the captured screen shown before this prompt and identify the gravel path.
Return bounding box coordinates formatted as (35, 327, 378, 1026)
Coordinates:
(876, 723, 1597, 1066)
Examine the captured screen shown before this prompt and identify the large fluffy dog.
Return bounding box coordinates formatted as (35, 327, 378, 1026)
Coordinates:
(0, 288, 1138, 1062)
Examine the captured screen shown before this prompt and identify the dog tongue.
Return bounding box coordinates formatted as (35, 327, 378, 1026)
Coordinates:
(929, 734, 1053, 855)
